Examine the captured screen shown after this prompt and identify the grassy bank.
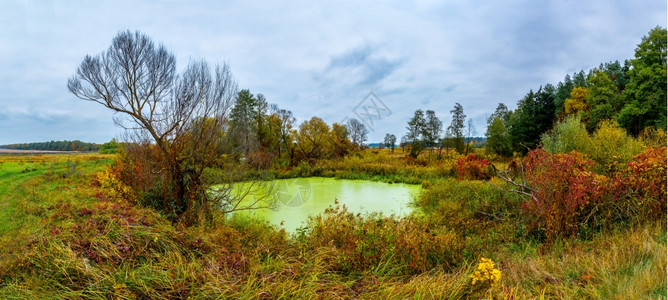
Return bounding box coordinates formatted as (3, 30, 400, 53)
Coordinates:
(239, 149, 492, 184)
(0, 153, 665, 299)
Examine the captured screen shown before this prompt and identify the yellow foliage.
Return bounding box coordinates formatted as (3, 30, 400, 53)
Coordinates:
(564, 87, 589, 115)
(470, 257, 502, 286)
(97, 169, 136, 203)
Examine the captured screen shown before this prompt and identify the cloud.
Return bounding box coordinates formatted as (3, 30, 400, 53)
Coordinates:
(315, 43, 403, 89)
(0, 0, 664, 144)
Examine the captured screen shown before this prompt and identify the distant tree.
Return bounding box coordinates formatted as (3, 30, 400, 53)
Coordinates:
(400, 135, 408, 153)
(254, 93, 271, 149)
(296, 117, 330, 161)
(487, 103, 511, 126)
(564, 87, 589, 117)
(405, 109, 426, 158)
(99, 138, 120, 154)
(554, 74, 574, 117)
(329, 123, 353, 158)
(485, 117, 512, 156)
(272, 107, 296, 164)
(598, 60, 630, 93)
(68, 30, 270, 223)
(572, 70, 587, 87)
(346, 118, 368, 148)
(383, 133, 397, 152)
(423, 110, 442, 148)
(447, 103, 466, 153)
(464, 119, 476, 154)
(229, 89, 258, 157)
(508, 86, 555, 153)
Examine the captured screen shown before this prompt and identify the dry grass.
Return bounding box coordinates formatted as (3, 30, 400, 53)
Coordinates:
(0, 153, 665, 299)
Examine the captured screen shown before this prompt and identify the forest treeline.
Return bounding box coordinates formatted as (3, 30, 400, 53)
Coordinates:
(214, 26, 666, 165)
(1, 140, 100, 152)
(484, 26, 666, 156)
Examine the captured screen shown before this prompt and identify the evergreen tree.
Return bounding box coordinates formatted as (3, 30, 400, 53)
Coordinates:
(405, 109, 426, 158)
(447, 103, 466, 153)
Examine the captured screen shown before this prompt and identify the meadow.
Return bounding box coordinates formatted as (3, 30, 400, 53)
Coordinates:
(0, 149, 665, 299)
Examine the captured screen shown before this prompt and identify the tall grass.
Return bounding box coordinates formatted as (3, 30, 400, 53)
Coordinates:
(0, 153, 665, 299)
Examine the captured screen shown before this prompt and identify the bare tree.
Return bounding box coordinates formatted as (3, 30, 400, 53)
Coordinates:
(347, 118, 368, 149)
(465, 119, 477, 154)
(68, 30, 274, 222)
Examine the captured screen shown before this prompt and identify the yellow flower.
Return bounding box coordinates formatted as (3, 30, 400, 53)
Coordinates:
(470, 257, 502, 286)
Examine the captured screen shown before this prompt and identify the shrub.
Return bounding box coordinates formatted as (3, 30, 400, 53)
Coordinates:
(620, 147, 667, 219)
(541, 117, 645, 174)
(96, 167, 136, 203)
(521, 149, 608, 240)
(456, 153, 491, 180)
(518, 148, 666, 240)
(589, 120, 645, 173)
(541, 115, 589, 154)
(303, 204, 461, 274)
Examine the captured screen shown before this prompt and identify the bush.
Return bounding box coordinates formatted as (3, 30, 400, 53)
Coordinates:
(620, 147, 667, 219)
(541, 115, 589, 154)
(521, 150, 604, 240)
(302, 204, 461, 274)
(541, 117, 645, 174)
(519, 148, 667, 241)
(456, 153, 491, 180)
(589, 120, 645, 173)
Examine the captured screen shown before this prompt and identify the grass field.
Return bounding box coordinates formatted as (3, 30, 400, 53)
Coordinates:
(0, 153, 665, 299)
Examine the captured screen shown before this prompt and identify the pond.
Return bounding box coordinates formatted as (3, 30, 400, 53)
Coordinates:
(230, 177, 421, 233)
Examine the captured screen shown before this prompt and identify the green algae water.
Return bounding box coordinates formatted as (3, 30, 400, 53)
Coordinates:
(231, 177, 421, 233)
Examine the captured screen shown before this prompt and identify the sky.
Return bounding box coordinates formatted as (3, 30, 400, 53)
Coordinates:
(0, 0, 665, 145)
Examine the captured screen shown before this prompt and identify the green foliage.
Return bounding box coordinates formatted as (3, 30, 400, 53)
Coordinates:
(585, 70, 619, 132)
(447, 103, 466, 153)
(619, 26, 667, 135)
(383, 133, 397, 152)
(1, 140, 100, 152)
(541, 115, 589, 154)
(423, 110, 442, 147)
(485, 117, 512, 157)
(542, 117, 644, 174)
(98, 138, 120, 154)
(405, 109, 426, 158)
(508, 87, 555, 153)
(588, 120, 645, 173)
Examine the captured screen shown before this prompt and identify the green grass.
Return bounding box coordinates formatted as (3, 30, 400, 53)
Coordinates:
(0, 153, 665, 299)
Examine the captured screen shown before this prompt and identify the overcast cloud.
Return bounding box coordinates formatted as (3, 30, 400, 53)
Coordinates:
(0, 0, 665, 144)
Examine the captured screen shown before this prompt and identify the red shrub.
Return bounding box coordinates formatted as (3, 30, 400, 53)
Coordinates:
(618, 147, 667, 219)
(456, 153, 491, 180)
(521, 150, 603, 239)
(519, 148, 667, 241)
